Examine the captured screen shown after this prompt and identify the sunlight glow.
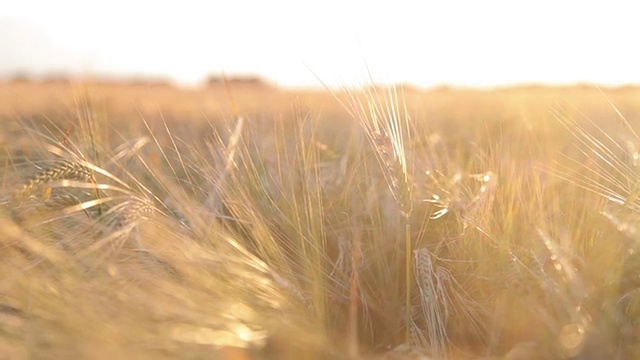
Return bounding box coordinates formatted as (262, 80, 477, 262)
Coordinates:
(2, 0, 640, 88)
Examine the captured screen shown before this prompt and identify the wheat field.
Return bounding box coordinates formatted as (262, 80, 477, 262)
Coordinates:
(1, 80, 640, 359)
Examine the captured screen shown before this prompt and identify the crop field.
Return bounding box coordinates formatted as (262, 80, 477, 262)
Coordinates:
(1, 80, 640, 359)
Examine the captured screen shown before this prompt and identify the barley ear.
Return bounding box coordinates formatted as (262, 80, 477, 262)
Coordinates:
(12, 160, 94, 201)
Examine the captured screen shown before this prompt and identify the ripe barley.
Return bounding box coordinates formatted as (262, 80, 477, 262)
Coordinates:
(12, 160, 95, 201)
(413, 247, 448, 357)
(345, 85, 415, 345)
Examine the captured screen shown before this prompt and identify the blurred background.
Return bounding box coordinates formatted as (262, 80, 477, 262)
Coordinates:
(2, 0, 640, 89)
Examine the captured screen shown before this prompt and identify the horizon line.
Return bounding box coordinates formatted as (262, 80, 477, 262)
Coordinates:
(2, 71, 639, 92)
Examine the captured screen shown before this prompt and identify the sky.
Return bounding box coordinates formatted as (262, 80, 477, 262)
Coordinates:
(2, 1, 640, 89)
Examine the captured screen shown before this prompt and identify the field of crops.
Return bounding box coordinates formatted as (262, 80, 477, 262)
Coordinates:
(2, 80, 640, 359)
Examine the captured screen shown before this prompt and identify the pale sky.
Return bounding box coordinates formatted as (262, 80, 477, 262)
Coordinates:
(2, 1, 639, 88)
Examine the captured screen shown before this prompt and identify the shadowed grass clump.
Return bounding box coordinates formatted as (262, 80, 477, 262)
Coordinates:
(0, 83, 639, 359)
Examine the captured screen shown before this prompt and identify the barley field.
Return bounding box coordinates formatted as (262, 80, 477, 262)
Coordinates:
(1, 80, 640, 359)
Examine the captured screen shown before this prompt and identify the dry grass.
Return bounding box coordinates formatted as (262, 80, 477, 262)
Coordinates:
(2, 80, 640, 359)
